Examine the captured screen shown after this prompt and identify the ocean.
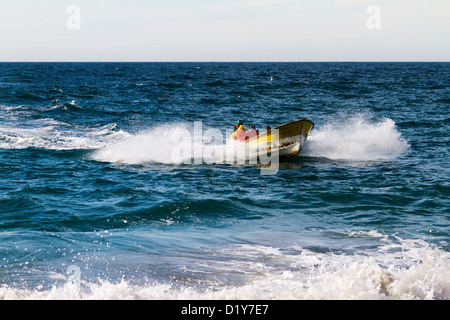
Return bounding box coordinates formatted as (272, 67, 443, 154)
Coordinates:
(0, 62, 448, 300)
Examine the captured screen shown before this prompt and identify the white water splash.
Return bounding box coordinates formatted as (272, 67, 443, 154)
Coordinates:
(0, 234, 448, 300)
(1, 113, 409, 164)
(304, 116, 409, 161)
(0, 119, 127, 151)
(91, 123, 257, 165)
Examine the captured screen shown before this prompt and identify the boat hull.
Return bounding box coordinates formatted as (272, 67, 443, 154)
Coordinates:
(246, 119, 314, 159)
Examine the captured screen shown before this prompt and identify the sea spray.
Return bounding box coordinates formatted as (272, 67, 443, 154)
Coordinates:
(92, 123, 233, 165)
(92, 122, 280, 174)
(1, 236, 448, 300)
(0, 119, 127, 150)
(303, 116, 409, 161)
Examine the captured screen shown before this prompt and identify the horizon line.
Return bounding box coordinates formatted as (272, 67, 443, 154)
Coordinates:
(1, 60, 449, 63)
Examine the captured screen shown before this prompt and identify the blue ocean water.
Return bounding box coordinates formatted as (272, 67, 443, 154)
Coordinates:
(0, 62, 448, 299)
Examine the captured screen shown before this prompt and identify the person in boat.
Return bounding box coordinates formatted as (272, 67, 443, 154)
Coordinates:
(246, 125, 259, 139)
(233, 120, 243, 132)
(231, 124, 246, 141)
(231, 120, 243, 139)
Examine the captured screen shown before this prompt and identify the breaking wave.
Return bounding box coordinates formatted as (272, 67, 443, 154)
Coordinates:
(1, 234, 448, 300)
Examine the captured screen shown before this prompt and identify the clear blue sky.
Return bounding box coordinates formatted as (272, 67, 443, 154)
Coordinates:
(1, 0, 449, 61)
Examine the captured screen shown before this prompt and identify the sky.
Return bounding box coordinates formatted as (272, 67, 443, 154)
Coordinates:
(0, 0, 449, 61)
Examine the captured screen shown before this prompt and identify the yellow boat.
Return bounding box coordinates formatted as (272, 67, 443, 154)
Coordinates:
(246, 119, 314, 159)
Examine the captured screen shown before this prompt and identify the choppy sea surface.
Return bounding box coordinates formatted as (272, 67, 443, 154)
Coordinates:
(0, 62, 448, 300)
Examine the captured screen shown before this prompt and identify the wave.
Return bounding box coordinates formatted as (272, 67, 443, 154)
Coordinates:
(0, 120, 127, 151)
(0, 234, 448, 300)
(42, 101, 84, 113)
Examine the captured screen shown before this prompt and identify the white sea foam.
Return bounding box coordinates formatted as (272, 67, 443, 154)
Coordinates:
(303, 116, 410, 161)
(0, 120, 128, 151)
(1, 235, 448, 300)
(92, 124, 195, 164)
(91, 123, 258, 166)
(1, 113, 409, 165)
(92, 116, 409, 166)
